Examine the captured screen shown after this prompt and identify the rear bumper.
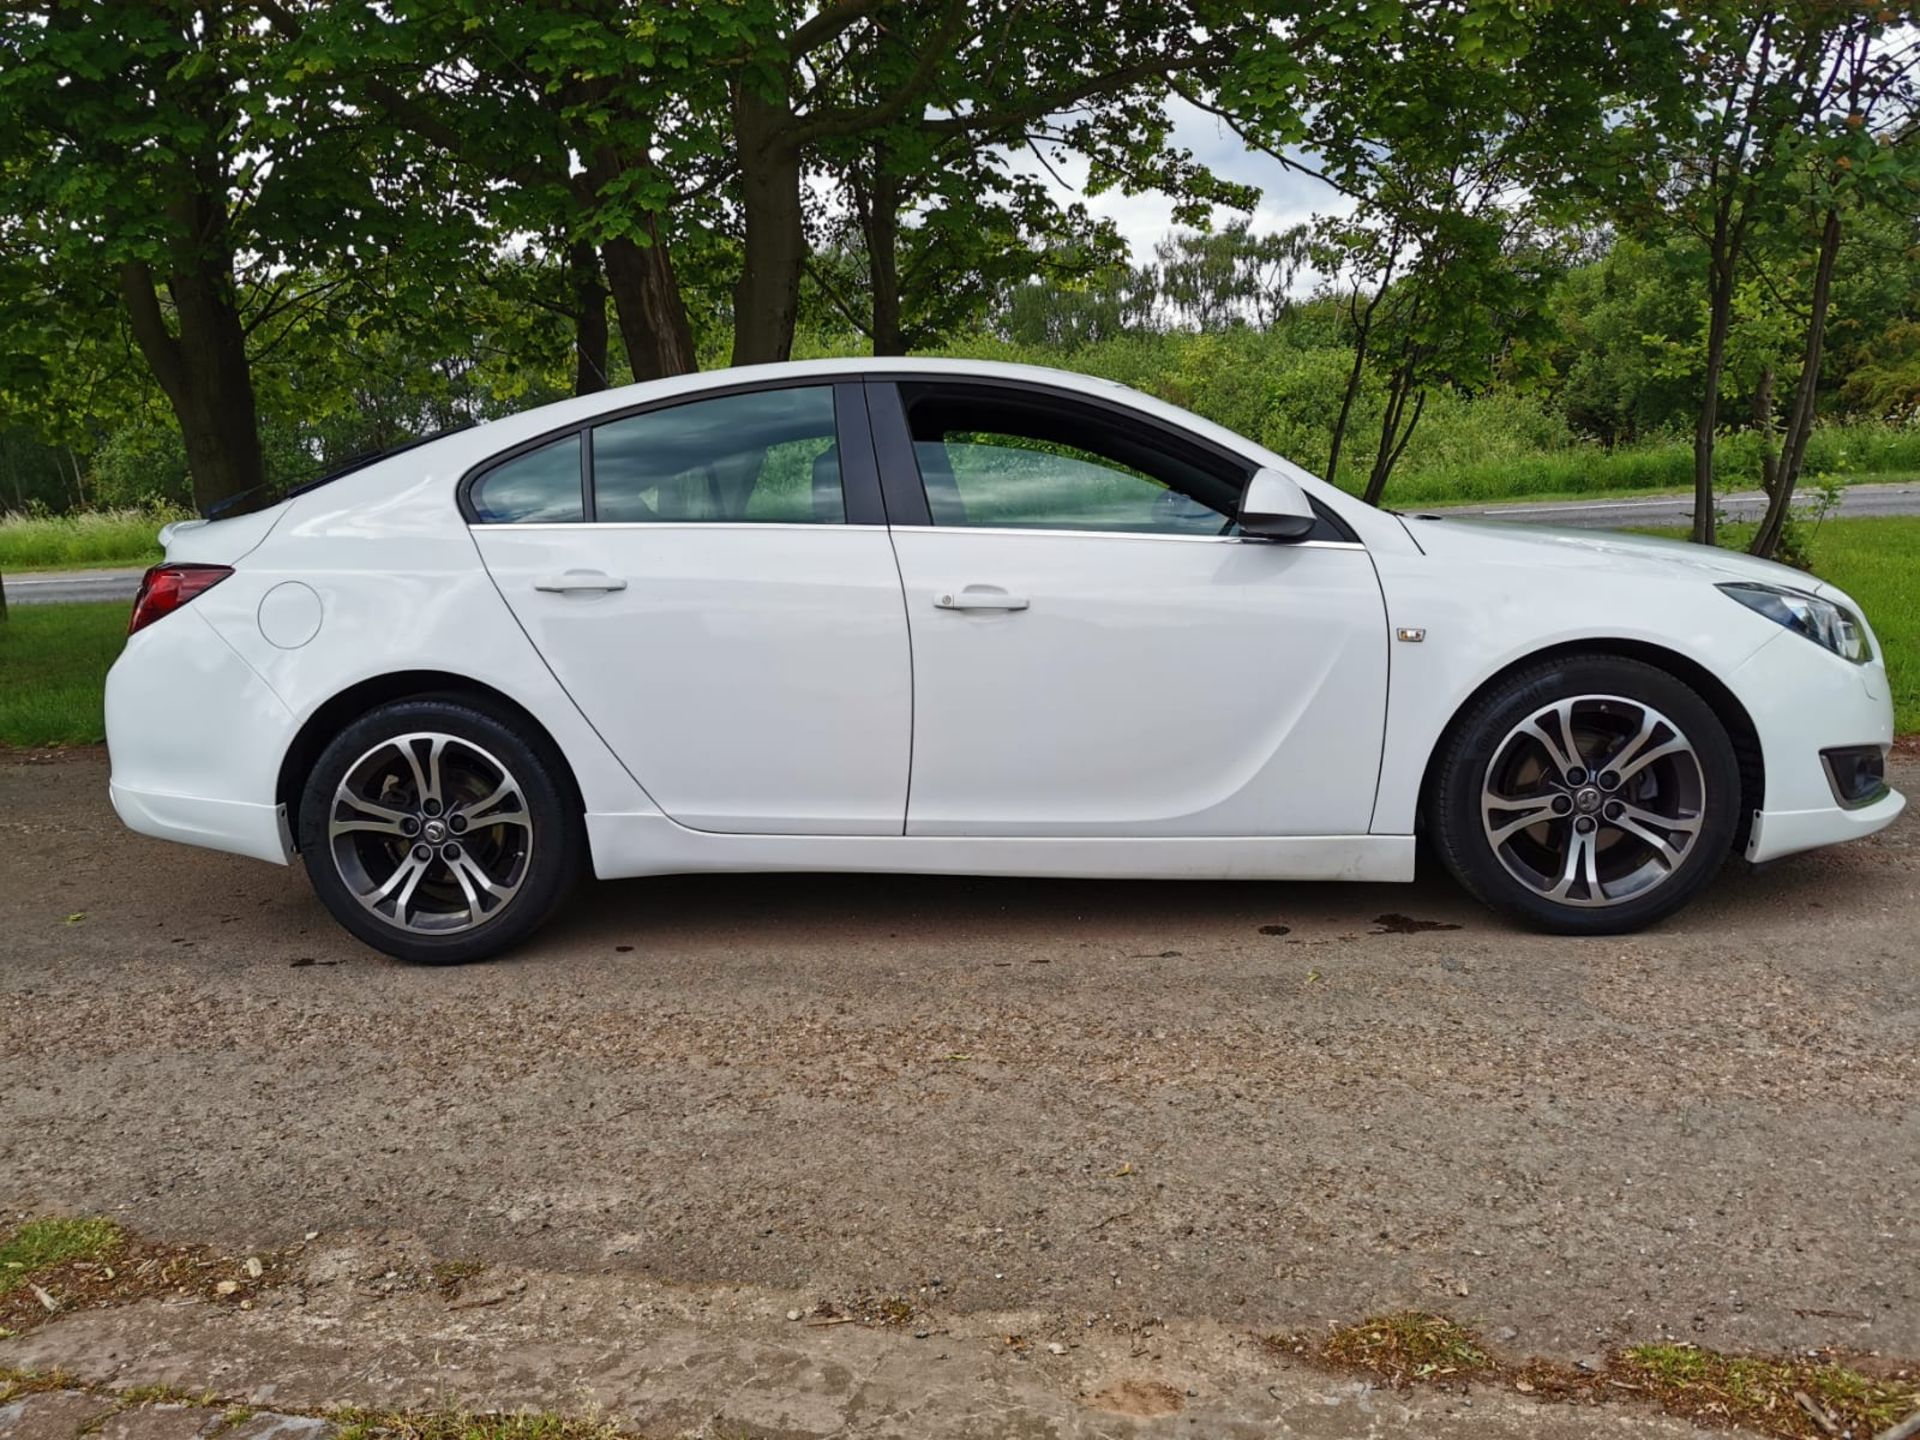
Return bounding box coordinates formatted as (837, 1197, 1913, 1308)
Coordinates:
(105, 608, 298, 866)
(109, 782, 294, 864)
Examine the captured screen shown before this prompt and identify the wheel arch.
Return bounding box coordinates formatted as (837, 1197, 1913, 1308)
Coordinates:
(276, 670, 588, 846)
(1415, 639, 1765, 842)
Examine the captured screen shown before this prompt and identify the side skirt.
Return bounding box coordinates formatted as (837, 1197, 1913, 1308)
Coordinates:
(585, 813, 1416, 883)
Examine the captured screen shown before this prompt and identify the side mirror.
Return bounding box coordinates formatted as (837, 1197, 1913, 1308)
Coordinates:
(1238, 467, 1317, 541)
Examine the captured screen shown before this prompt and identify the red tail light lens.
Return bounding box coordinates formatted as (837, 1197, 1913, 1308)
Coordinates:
(128, 563, 234, 636)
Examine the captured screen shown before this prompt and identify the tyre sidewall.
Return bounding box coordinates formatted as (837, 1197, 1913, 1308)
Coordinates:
(1434, 657, 1741, 935)
(297, 697, 580, 964)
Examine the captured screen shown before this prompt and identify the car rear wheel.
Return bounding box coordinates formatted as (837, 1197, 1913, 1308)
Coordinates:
(297, 697, 582, 963)
(1430, 656, 1742, 934)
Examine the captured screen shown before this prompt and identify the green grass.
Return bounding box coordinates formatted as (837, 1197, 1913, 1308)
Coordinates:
(0, 1218, 124, 1296)
(0, 507, 182, 572)
(0, 602, 126, 747)
(1636, 516, 1920, 734)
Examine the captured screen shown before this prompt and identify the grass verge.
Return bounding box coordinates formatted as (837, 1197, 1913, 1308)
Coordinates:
(0, 1215, 284, 1340)
(0, 1218, 124, 1296)
(1275, 1313, 1920, 1440)
(0, 507, 182, 572)
(0, 601, 125, 747)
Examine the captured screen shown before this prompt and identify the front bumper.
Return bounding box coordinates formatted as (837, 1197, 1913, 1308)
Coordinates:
(1732, 629, 1904, 864)
(1746, 784, 1905, 864)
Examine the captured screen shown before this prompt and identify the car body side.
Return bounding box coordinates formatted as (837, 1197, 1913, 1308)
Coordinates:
(104, 357, 1902, 881)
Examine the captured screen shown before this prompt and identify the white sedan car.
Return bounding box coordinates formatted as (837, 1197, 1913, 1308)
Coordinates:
(105, 359, 1902, 962)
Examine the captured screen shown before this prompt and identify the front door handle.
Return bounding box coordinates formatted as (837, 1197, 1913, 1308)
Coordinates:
(534, 571, 628, 594)
(935, 587, 1029, 612)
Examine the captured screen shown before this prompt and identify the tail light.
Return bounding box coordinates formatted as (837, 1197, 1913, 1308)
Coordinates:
(128, 563, 233, 636)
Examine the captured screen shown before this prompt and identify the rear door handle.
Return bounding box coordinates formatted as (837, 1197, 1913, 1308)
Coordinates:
(935, 587, 1029, 612)
(534, 571, 627, 594)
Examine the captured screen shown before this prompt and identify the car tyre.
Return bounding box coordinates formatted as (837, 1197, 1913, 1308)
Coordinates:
(297, 695, 583, 963)
(1430, 655, 1742, 935)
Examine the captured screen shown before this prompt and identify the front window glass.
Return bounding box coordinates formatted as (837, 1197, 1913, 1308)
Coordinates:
(593, 386, 843, 524)
(898, 385, 1237, 535)
(916, 434, 1227, 534)
(469, 435, 583, 524)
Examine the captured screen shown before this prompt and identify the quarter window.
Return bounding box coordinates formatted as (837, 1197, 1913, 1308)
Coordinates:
(468, 435, 583, 524)
(592, 386, 844, 524)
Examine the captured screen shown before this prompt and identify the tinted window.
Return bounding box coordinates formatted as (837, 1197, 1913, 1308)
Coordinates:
(469, 435, 583, 524)
(916, 434, 1227, 534)
(898, 385, 1237, 536)
(593, 387, 843, 524)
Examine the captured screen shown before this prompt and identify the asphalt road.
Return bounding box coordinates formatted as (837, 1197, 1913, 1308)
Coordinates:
(2, 746, 1916, 1385)
(1438, 477, 1920, 528)
(5, 566, 146, 606)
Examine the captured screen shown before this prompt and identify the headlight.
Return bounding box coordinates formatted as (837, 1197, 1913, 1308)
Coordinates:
(1718, 581, 1872, 663)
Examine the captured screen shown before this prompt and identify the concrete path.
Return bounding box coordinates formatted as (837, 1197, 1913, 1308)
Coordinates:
(0, 1238, 1722, 1439)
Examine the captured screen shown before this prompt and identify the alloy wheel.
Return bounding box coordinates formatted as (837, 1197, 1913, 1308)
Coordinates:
(327, 732, 534, 934)
(1479, 695, 1707, 909)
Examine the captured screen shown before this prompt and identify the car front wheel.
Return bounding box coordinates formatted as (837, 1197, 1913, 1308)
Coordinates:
(297, 696, 582, 963)
(1431, 656, 1742, 934)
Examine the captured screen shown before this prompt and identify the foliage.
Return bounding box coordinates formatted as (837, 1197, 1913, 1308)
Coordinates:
(0, 508, 181, 572)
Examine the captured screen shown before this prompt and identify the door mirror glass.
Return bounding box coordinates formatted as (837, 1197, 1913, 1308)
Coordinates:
(1238, 467, 1317, 541)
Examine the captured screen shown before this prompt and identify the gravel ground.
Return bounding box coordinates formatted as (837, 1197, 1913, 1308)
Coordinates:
(2, 749, 1917, 1377)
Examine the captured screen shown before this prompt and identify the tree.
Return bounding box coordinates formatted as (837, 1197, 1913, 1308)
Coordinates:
(1746, 18, 1919, 560)
(0, 2, 475, 513)
(1152, 220, 1310, 332)
(1614, 2, 1916, 546)
(1194, 0, 1682, 500)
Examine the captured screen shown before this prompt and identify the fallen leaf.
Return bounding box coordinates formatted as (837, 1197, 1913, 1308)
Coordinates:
(245, 1257, 263, 1279)
(64, 912, 84, 925)
(31, 1284, 58, 1312)
(215, 1280, 239, 1296)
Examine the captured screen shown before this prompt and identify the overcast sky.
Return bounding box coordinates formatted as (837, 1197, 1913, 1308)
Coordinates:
(1007, 96, 1353, 262)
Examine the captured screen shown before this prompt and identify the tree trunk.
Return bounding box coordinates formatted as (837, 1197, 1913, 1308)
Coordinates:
(1362, 354, 1428, 506)
(118, 240, 265, 516)
(731, 85, 805, 367)
(1326, 297, 1372, 487)
(568, 240, 610, 395)
(1691, 243, 1738, 547)
(864, 165, 905, 356)
(1750, 206, 1844, 561)
(599, 218, 696, 382)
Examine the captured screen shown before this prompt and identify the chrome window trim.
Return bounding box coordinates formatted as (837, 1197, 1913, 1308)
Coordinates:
(468, 520, 1365, 549)
(884, 524, 1366, 550)
(468, 521, 892, 534)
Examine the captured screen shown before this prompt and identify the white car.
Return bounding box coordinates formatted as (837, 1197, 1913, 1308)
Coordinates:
(105, 359, 1903, 962)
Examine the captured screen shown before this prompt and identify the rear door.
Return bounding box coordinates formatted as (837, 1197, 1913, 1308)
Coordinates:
(468, 381, 913, 836)
(870, 379, 1389, 838)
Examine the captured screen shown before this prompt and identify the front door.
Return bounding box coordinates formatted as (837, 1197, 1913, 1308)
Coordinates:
(872, 380, 1389, 837)
(469, 382, 912, 836)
